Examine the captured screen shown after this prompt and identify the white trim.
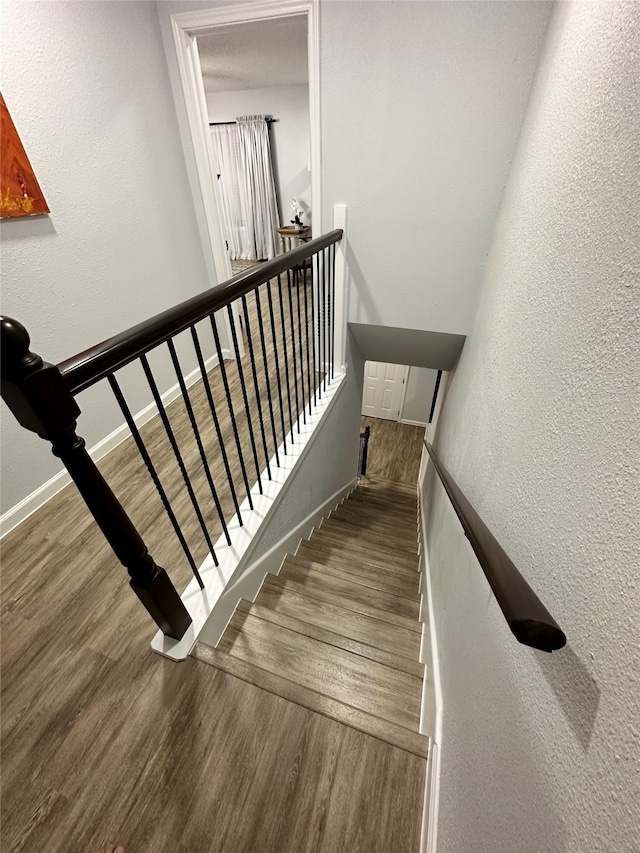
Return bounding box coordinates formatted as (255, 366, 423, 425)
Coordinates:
(151, 372, 346, 661)
(169, 16, 242, 356)
(399, 419, 428, 428)
(417, 466, 444, 853)
(333, 204, 348, 371)
(168, 0, 322, 355)
(197, 476, 356, 650)
(0, 351, 230, 539)
(421, 741, 441, 853)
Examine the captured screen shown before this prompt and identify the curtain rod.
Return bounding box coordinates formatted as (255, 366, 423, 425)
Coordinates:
(209, 118, 278, 126)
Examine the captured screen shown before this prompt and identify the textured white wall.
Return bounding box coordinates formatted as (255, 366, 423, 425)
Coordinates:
(424, 2, 640, 851)
(0, 1, 216, 514)
(206, 85, 311, 222)
(321, 0, 552, 335)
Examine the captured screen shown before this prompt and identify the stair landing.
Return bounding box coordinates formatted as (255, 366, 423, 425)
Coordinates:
(192, 476, 429, 759)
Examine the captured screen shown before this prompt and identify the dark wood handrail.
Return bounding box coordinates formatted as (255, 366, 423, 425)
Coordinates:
(59, 229, 343, 394)
(424, 441, 566, 652)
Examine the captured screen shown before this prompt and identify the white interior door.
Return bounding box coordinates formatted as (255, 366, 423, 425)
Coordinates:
(361, 361, 408, 421)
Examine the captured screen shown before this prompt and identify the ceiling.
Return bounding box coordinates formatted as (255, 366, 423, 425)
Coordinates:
(197, 16, 308, 93)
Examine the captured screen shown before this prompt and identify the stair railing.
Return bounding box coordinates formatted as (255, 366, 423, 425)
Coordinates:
(358, 424, 371, 477)
(1, 230, 343, 641)
(424, 441, 566, 652)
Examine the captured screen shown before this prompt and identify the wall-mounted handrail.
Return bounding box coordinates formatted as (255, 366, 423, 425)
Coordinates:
(424, 441, 566, 652)
(59, 229, 343, 394)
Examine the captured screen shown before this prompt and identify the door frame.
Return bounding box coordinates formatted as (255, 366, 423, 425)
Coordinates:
(362, 361, 410, 422)
(169, 1, 322, 355)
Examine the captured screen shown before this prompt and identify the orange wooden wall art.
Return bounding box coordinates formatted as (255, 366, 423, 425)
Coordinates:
(1, 93, 49, 218)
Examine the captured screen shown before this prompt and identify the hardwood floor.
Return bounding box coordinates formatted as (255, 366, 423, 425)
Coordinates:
(1, 282, 427, 851)
(360, 415, 425, 484)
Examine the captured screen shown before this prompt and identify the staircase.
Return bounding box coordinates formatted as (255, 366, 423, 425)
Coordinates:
(192, 476, 429, 759)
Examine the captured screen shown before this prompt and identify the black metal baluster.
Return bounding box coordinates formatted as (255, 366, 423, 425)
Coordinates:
(209, 315, 253, 510)
(241, 295, 272, 479)
(323, 247, 330, 390)
(226, 303, 263, 491)
(330, 241, 336, 379)
(266, 280, 287, 455)
(254, 288, 281, 466)
(108, 374, 202, 586)
(286, 268, 301, 433)
(140, 354, 218, 566)
(277, 274, 294, 443)
(310, 252, 318, 405)
(167, 338, 231, 546)
(314, 251, 322, 400)
(190, 325, 243, 524)
(294, 264, 307, 423)
(320, 248, 326, 392)
(302, 258, 312, 415)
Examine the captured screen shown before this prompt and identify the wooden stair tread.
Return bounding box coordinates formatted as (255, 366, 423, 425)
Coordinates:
(251, 583, 421, 660)
(279, 559, 419, 619)
(349, 490, 417, 513)
(320, 516, 418, 555)
(193, 477, 427, 758)
(330, 505, 417, 535)
(296, 540, 419, 580)
(219, 612, 422, 726)
(284, 553, 419, 599)
(236, 599, 423, 676)
(289, 551, 419, 597)
(307, 529, 420, 572)
(358, 476, 416, 498)
(263, 575, 421, 633)
(192, 641, 429, 758)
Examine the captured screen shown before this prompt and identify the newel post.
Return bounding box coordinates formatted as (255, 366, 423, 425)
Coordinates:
(0, 316, 192, 641)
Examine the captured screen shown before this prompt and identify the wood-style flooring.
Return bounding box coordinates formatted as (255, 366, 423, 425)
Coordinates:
(1, 296, 428, 851)
(360, 415, 425, 484)
(193, 476, 428, 759)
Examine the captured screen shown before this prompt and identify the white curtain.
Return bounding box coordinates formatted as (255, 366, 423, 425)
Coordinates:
(209, 124, 252, 260)
(209, 116, 280, 261)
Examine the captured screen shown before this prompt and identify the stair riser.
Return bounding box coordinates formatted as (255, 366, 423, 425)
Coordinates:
(331, 507, 418, 536)
(279, 561, 419, 620)
(236, 600, 423, 676)
(320, 518, 418, 555)
(264, 576, 421, 633)
(296, 541, 419, 580)
(309, 530, 420, 572)
(251, 584, 421, 660)
(218, 615, 422, 729)
(285, 554, 419, 599)
(192, 642, 429, 758)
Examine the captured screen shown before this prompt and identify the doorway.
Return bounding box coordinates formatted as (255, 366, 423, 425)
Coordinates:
(197, 16, 310, 266)
(362, 361, 409, 421)
(168, 2, 321, 288)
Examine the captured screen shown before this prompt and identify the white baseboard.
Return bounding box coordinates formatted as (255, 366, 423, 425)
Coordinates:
(421, 740, 441, 853)
(151, 372, 348, 661)
(0, 349, 231, 539)
(417, 483, 443, 853)
(400, 418, 428, 427)
(196, 476, 357, 650)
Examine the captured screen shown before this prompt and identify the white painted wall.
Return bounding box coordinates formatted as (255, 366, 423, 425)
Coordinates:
(0, 1, 217, 516)
(320, 0, 552, 335)
(206, 85, 311, 224)
(423, 2, 640, 850)
(401, 367, 438, 425)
